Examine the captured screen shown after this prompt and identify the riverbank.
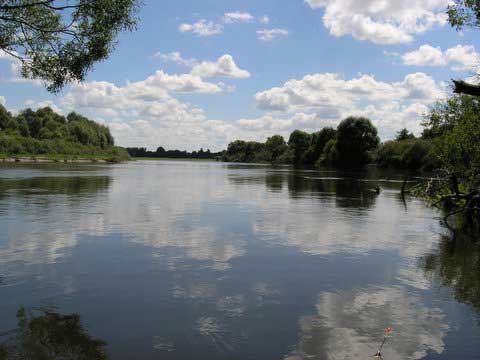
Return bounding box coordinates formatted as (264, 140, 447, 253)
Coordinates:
(0, 154, 125, 163)
(132, 157, 217, 161)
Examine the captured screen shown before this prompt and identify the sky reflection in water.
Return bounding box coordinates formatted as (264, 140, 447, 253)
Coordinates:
(0, 161, 479, 360)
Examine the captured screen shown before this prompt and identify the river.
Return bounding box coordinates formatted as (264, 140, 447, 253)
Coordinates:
(0, 160, 479, 359)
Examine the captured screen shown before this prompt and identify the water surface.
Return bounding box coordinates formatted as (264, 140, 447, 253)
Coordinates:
(0, 161, 479, 359)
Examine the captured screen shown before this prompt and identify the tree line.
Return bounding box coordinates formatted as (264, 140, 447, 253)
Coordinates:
(0, 105, 128, 161)
(222, 116, 382, 168)
(126, 147, 223, 160)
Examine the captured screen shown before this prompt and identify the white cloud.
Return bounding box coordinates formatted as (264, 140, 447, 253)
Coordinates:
(305, 0, 449, 44)
(0, 96, 5, 106)
(153, 51, 198, 67)
(253, 72, 446, 139)
(445, 45, 480, 70)
(259, 15, 270, 24)
(255, 72, 444, 113)
(402, 44, 480, 71)
(402, 44, 446, 66)
(137, 70, 222, 94)
(179, 20, 223, 36)
(257, 28, 289, 41)
(191, 55, 251, 79)
(223, 11, 254, 24)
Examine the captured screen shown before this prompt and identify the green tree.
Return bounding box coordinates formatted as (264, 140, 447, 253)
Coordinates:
(0, 104, 12, 130)
(422, 95, 480, 139)
(304, 127, 337, 164)
(265, 135, 287, 163)
(395, 128, 415, 141)
(321, 138, 338, 165)
(415, 94, 480, 221)
(288, 130, 311, 165)
(0, 0, 141, 92)
(447, 0, 480, 29)
(439, 105, 480, 193)
(335, 116, 379, 167)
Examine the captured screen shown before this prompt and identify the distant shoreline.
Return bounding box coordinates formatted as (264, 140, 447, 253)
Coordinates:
(132, 157, 217, 161)
(0, 156, 118, 164)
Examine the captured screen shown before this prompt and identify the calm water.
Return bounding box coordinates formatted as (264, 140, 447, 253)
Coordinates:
(0, 161, 479, 359)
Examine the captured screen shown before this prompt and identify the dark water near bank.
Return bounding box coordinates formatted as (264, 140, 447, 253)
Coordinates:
(0, 161, 479, 359)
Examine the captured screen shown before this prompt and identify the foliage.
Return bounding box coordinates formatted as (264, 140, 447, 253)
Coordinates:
(320, 138, 338, 166)
(0, 0, 141, 92)
(438, 103, 480, 191)
(334, 116, 380, 167)
(414, 94, 480, 223)
(288, 130, 311, 165)
(304, 127, 337, 165)
(447, 0, 480, 29)
(395, 128, 415, 141)
(376, 139, 440, 170)
(422, 95, 480, 139)
(0, 307, 108, 359)
(222, 118, 379, 167)
(126, 147, 222, 160)
(0, 105, 128, 161)
(265, 135, 287, 163)
(221, 140, 266, 163)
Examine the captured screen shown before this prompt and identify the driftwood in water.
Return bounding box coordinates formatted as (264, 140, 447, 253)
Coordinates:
(453, 79, 480, 96)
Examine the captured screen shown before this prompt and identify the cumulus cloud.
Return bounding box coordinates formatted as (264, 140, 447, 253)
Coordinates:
(136, 70, 223, 94)
(255, 72, 444, 113)
(223, 11, 254, 24)
(252, 72, 446, 139)
(402, 44, 480, 70)
(259, 15, 270, 24)
(191, 55, 251, 79)
(257, 28, 289, 41)
(305, 0, 449, 44)
(153, 51, 198, 67)
(179, 20, 223, 36)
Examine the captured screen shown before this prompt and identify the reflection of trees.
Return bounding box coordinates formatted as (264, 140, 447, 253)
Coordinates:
(286, 174, 378, 209)
(0, 176, 111, 197)
(227, 168, 379, 210)
(0, 308, 108, 360)
(264, 174, 283, 192)
(422, 225, 480, 312)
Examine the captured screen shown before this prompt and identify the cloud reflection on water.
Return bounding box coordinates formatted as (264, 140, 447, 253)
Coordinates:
(284, 286, 448, 360)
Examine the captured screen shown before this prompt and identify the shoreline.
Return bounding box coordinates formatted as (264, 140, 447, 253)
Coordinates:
(0, 156, 114, 164)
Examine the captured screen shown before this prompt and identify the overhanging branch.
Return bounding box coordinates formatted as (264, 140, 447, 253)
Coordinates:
(452, 79, 480, 96)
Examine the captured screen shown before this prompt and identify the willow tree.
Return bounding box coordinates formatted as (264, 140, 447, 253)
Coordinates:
(0, 0, 141, 92)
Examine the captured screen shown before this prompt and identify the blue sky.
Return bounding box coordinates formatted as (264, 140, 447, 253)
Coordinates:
(1, 0, 479, 151)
